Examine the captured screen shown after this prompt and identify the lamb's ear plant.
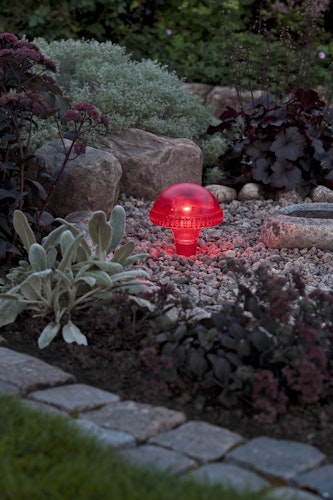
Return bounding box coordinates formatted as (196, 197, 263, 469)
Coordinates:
(0, 205, 153, 349)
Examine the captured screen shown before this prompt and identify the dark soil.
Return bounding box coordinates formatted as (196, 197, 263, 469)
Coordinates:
(1, 305, 333, 463)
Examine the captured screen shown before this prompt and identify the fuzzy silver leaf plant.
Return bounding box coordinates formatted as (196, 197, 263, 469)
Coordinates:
(0, 205, 153, 348)
(31, 38, 213, 150)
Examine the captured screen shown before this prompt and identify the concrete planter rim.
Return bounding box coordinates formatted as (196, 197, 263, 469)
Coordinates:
(277, 203, 333, 222)
(260, 202, 333, 249)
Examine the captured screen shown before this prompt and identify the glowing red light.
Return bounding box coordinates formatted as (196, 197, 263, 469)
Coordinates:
(149, 183, 223, 257)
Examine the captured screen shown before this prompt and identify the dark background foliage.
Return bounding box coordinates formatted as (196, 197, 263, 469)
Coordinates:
(0, 0, 332, 87)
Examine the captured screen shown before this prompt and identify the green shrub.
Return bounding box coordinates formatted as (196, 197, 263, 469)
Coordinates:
(198, 134, 230, 169)
(133, 28, 330, 90)
(0, 0, 155, 42)
(118, 0, 332, 89)
(120, 0, 248, 85)
(260, 0, 330, 40)
(34, 38, 213, 144)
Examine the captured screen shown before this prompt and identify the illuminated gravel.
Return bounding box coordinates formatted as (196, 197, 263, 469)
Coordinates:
(119, 194, 333, 315)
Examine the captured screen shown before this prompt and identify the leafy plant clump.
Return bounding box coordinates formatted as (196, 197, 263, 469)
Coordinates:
(0, 33, 109, 262)
(205, 88, 333, 196)
(0, 205, 153, 349)
(0, 32, 63, 259)
(144, 264, 333, 423)
(33, 38, 213, 145)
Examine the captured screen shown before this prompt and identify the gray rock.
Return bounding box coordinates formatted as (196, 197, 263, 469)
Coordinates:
(207, 86, 264, 116)
(182, 83, 214, 103)
(0, 347, 75, 394)
(28, 383, 120, 413)
(186, 462, 269, 493)
(34, 139, 122, 217)
(104, 128, 202, 200)
(80, 400, 186, 442)
(238, 183, 263, 201)
(183, 84, 264, 116)
(120, 444, 197, 474)
(22, 399, 68, 416)
(69, 418, 136, 449)
(0, 380, 21, 396)
(185, 306, 212, 322)
(311, 185, 333, 203)
(149, 420, 243, 463)
(275, 189, 304, 205)
(266, 486, 322, 499)
(205, 184, 237, 203)
(226, 437, 325, 481)
(293, 464, 333, 500)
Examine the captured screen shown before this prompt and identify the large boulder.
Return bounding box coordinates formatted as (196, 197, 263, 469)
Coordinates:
(206, 86, 264, 117)
(34, 139, 122, 217)
(182, 83, 214, 103)
(183, 83, 264, 117)
(104, 128, 203, 200)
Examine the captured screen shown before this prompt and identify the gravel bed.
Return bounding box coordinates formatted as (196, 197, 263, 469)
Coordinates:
(119, 194, 333, 316)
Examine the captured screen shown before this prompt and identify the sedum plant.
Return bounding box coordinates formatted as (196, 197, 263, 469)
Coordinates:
(0, 205, 153, 349)
(0, 33, 109, 261)
(0, 32, 63, 259)
(143, 264, 333, 423)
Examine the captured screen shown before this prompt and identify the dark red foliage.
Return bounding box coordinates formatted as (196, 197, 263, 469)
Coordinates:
(0, 33, 109, 262)
(206, 88, 333, 195)
(146, 266, 333, 422)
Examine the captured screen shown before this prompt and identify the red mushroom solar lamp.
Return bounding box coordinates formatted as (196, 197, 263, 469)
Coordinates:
(149, 183, 223, 257)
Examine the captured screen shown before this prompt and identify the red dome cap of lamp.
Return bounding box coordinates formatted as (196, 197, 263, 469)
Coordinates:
(149, 183, 223, 257)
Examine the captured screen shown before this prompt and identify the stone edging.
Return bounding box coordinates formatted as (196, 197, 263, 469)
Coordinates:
(0, 346, 331, 499)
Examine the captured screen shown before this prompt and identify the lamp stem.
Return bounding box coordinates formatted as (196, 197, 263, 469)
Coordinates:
(171, 228, 201, 257)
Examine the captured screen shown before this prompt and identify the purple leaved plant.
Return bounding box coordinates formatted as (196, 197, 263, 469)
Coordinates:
(206, 88, 333, 196)
(0, 33, 108, 262)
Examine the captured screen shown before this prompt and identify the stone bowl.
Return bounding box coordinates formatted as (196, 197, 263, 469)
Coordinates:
(260, 203, 333, 250)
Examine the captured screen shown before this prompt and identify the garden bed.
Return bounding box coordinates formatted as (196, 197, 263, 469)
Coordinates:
(1, 309, 333, 463)
(1, 196, 333, 462)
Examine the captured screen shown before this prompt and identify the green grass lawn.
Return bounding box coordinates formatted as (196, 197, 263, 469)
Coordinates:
(0, 394, 267, 500)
